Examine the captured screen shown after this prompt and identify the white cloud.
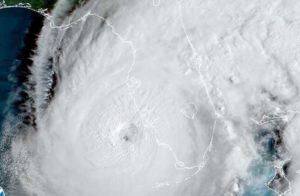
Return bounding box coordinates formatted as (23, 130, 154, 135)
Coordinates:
(6, 0, 300, 195)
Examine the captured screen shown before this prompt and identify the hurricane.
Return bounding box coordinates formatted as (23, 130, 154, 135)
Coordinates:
(1, 0, 300, 195)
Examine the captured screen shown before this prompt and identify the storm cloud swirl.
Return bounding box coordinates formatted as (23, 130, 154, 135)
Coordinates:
(3, 0, 300, 195)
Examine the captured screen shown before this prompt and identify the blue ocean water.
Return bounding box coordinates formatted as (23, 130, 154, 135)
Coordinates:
(0, 188, 4, 196)
(0, 7, 44, 191)
(0, 7, 38, 123)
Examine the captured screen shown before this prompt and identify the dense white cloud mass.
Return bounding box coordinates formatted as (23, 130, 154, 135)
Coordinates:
(6, 0, 300, 195)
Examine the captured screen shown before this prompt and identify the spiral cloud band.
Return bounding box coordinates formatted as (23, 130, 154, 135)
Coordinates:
(4, 0, 300, 195)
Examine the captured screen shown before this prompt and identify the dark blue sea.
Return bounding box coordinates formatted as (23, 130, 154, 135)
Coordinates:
(0, 7, 44, 191)
(0, 7, 44, 123)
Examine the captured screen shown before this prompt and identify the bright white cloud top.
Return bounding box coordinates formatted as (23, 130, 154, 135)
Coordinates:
(4, 0, 300, 195)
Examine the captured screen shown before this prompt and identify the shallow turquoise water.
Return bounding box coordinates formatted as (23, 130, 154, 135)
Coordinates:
(243, 161, 277, 196)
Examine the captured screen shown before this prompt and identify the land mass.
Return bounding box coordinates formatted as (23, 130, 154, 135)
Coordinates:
(4, 0, 50, 9)
(3, 0, 84, 10)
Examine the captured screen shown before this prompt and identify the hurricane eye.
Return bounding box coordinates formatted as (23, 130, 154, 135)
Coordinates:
(118, 123, 139, 143)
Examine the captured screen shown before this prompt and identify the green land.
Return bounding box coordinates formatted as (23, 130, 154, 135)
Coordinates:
(4, 0, 84, 10)
(4, 0, 47, 9)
